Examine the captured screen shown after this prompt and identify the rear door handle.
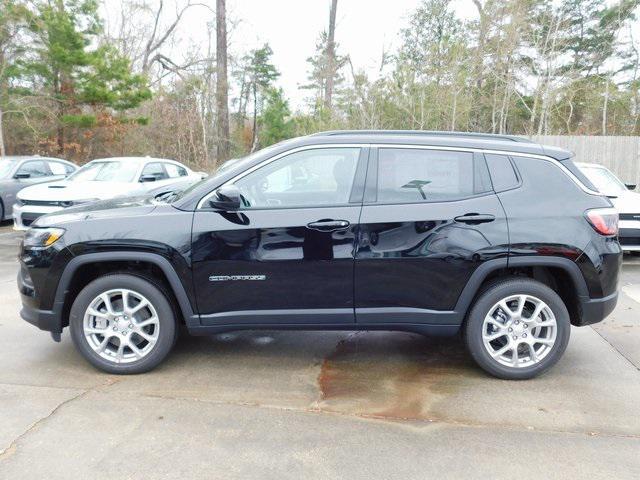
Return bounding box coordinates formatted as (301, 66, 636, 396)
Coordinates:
(306, 219, 351, 232)
(454, 213, 495, 225)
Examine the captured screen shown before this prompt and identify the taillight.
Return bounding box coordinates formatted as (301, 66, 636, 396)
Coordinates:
(585, 208, 618, 236)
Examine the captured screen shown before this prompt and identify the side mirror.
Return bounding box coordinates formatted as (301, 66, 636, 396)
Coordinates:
(14, 172, 31, 179)
(626, 183, 636, 191)
(139, 174, 157, 183)
(208, 184, 241, 211)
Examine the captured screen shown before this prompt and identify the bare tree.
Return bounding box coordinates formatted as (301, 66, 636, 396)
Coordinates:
(324, 0, 338, 114)
(216, 0, 230, 163)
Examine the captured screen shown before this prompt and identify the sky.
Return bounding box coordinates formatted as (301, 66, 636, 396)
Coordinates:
(225, 0, 430, 108)
(102, 0, 464, 109)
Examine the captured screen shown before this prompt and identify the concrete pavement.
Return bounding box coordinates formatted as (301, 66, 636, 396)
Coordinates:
(1, 221, 639, 479)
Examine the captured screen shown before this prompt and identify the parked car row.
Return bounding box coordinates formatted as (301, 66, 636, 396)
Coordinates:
(576, 162, 640, 253)
(0, 155, 206, 229)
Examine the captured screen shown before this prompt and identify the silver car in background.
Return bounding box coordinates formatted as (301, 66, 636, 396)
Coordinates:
(0, 156, 77, 222)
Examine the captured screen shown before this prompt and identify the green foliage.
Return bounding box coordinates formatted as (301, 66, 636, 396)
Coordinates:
(259, 87, 294, 147)
(61, 113, 96, 127)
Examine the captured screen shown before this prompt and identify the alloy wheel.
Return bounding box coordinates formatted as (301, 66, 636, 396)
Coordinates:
(481, 294, 557, 368)
(83, 288, 160, 364)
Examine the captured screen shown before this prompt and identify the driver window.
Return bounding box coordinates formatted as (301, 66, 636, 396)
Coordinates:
(234, 148, 360, 209)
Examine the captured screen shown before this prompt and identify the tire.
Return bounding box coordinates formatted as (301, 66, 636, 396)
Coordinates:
(70, 274, 177, 374)
(464, 277, 570, 380)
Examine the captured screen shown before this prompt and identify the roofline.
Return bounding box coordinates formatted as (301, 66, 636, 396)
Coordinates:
(312, 130, 534, 143)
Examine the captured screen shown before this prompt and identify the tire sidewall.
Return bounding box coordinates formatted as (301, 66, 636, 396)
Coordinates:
(70, 274, 176, 374)
(465, 279, 571, 380)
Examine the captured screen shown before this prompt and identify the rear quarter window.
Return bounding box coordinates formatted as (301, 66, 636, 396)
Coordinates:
(485, 154, 519, 192)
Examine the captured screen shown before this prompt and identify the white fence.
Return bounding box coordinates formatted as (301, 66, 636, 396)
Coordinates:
(532, 135, 640, 186)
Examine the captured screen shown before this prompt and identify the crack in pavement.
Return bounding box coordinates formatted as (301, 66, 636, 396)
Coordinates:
(590, 326, 640, 371)
(0, 377, 121, 461)
(0, 390, 88, 460)
(138, 391, 640, 441)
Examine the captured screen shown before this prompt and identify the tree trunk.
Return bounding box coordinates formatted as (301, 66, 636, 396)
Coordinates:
(323, 0, 338, 115)
(216, 0, 230, 164)
(0, 108, 5, 157)
(251, 83, 258, 152)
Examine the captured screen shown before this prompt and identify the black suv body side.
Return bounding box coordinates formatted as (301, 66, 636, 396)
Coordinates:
(18, 132, 622, 378)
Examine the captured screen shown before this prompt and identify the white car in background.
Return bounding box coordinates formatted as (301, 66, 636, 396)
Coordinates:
(576, 162, 640, 253)
(13, 157, 204, 229)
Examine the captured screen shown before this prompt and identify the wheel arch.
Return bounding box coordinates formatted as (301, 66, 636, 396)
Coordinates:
(55, 252, 198, 329)
(455, 256, 589, 326)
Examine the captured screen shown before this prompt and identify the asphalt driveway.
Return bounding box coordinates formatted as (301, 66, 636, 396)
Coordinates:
(1, 221, 639, 479)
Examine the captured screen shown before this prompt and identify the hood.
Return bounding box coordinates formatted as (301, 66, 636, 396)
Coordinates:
(608, 190, 640, 214)
(33, 196, 158, 227)
(17, 180, 144, 202)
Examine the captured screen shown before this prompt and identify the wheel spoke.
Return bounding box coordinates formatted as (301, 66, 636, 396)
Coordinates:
(136, 316, 159, 328)
(511, 346, 519, 366)
(136, 330, 156, 343)
(483, 330, 506, 342)
(491, 343, 511, 358)
(116, 341, 125, 362)
(515, 295, 526, 316)
(527, 343, 538, 362)
(498, 300, 513, 318)
(100, 293, 116, 315)
(130, 300, 150, 315)
(129, 342, 144, 359)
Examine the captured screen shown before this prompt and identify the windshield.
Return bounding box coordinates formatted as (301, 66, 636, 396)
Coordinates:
(579, 165, 627, 195)
(68, 161, 140, 183)
(0, 159, 18, 179)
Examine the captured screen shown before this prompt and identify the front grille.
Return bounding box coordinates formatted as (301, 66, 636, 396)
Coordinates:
(619, 236, 640, 246)
(619, 213, 640, 221)
(20, 199, 62, 207)
(21, 213, 43, 226)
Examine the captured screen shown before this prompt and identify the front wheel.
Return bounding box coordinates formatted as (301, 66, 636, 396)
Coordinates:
(464, 277, 570, 380)
(70, 274, 177, 374)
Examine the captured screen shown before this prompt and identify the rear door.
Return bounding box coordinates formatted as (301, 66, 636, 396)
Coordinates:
(354, 146, 509, 324)
(191, 146, 368, 325)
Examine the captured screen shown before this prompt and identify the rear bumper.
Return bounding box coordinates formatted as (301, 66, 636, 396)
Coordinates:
(618, 223, 640, 251)
(577, 291, 618, 326)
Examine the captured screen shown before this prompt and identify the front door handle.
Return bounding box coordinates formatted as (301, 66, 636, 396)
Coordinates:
(454, 213, 495, 225)
(306, 219, 350, 232)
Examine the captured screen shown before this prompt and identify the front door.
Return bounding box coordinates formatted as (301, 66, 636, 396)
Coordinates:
(355, 147, 509, 324)
(192, 146, 368, 325)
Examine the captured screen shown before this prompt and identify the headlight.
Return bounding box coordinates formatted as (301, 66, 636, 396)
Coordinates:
(23, 228, 65, 249)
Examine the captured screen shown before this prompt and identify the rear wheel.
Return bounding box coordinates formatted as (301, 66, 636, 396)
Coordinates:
(70, 274, 177, 374)
(464, 277, 570, 380)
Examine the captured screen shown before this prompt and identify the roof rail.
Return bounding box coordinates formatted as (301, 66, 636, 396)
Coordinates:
(311, 130, 534, 143)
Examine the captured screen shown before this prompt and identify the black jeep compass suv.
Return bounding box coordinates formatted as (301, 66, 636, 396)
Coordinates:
(18, 131, 622, 379)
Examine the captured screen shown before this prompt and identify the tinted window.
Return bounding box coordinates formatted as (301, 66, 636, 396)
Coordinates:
(485, 154, 519, 192)
(234, 148, 360, 209)
(141, 162, 169, 181)
(377, 148, 488, 203)
(17, 160, 50, 178)
(164, 163, 187, 178)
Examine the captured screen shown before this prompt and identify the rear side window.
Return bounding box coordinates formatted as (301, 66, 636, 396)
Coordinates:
(376, 148, 490, 203)
(164, 163, 188, 178)
(48, 161, 69, 175)
(485, 154, 519, 192)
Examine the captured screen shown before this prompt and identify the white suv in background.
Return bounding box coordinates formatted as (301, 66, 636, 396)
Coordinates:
(13, 157, 204, 229)
(576, 162, 640, 252)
